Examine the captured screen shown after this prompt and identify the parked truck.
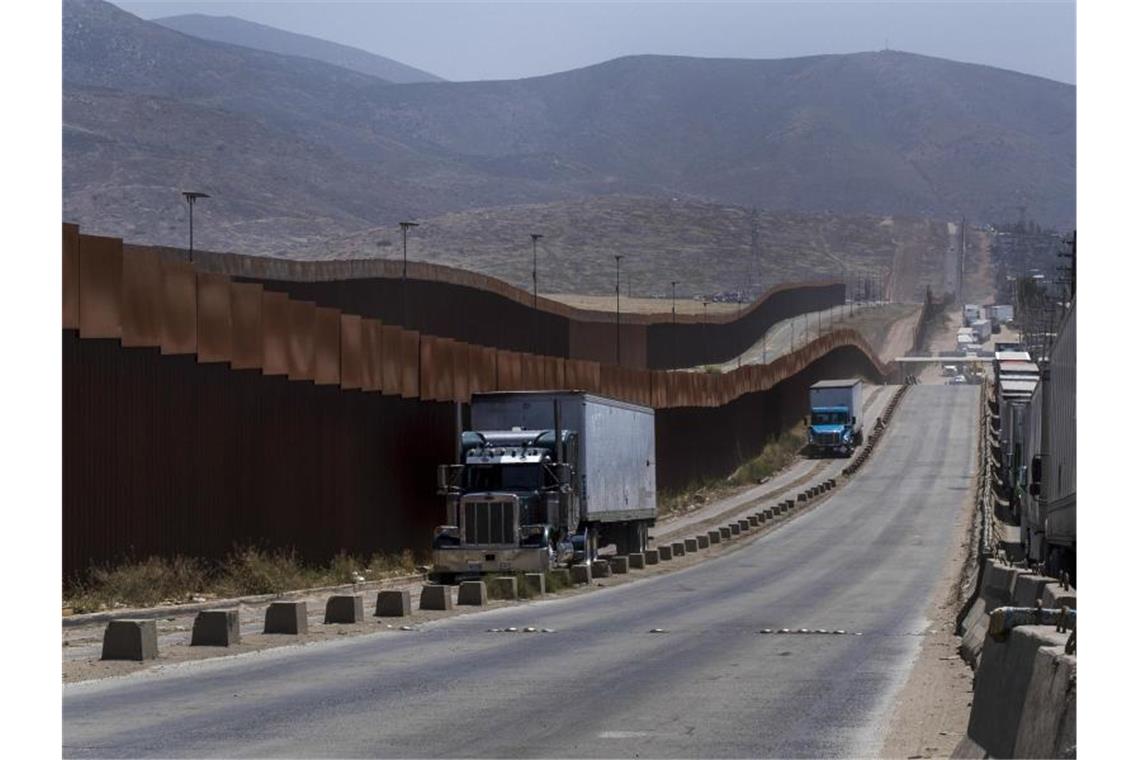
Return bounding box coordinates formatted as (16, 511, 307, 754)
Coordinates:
(807, 379, 864, 457)
(970, 319, 993, 343)
(432, 391, 656, 582)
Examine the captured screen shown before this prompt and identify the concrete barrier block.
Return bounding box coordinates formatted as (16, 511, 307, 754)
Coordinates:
(696, 534, 709, 549)
(101, 619, 158, 661)
(593, 560, 612, 578)
(684, 538, 698, 552)
(707, 530, 721, 545)
(571, 564, 592, 585)
(644, 549, 659, 565)
(671, 541, 686, 557)
(797, 492, 807, 503)
(610, 556, 629, 574)
(747, 515, 759, 527)
(720, 526, 733, 539)
(737, 519, 750, 532)
(958, 597, 988, 668)
(419, 584, 453, 611)
(524, 573, 546, 595)
(374, 590, 412, 617)
(729, 523, 740, 536)
(491, 576, 518, 600)
(658, 545, 674, 561)
(1012, 573, 1054, 608)
(547, 568, 571, 588)
(967, 625, 1069, 758)
(1012, 644, 1077, 758)
(324, 595, 365, 624)
(192, 609, 241, 645)
(981, 561, 1022, 611)
(1041, 583, 1076, 610)
(628, 553, 646, 569)
(458, 581, 488, 606)
(264, 601, 308, 634)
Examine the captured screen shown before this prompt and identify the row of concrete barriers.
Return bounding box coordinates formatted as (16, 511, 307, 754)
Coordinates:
(841, 383, 910, 477)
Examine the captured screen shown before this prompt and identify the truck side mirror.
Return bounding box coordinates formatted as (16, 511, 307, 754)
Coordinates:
(851, 417, 856, 425)
(437, 464, 463, 495)
(1028, 482, 1040, 497)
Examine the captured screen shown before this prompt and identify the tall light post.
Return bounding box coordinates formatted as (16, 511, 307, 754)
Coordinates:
(530, 233, 544, 353)
(399, 221, 419, 325)
(182, 191, 209, 262)
(614, 255, 624, 366)
(530, 233, 544, 310)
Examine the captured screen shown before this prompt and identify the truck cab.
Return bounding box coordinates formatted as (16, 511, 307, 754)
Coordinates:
(433, 429, 578, 583)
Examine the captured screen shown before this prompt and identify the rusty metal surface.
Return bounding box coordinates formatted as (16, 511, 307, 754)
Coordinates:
(63, 224, 80, 330)
(230, 281, 263, 370)
(451, 341, 470, 404)
(287, 300, 316, 381)
(261, 291, 290, 376)
(400, 329, 420, 399)
(313, 307, 340, 386)
(78, 234, 123, 339)
(121, 247, 163, 348)
(62, 331, 454, 577)
(196, 272, 232, 364)
(160, 257, 197, 355)
(339, 314, 362, 390)
(380, 325, 402, 395)
(359, 318, 380, 392)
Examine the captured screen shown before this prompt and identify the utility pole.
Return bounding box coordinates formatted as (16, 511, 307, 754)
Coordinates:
(530, 233, 543, 352)
(671, 281, 678, 325)
(615, 255, 623, 366)
(182, 191, 209, 263)
(399, 221, 419, 325)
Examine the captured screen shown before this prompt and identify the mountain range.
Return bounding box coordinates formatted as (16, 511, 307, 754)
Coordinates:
(64, 0, 1075, 266)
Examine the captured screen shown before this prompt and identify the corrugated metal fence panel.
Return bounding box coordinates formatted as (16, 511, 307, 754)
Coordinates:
(197, 272, 233, 364)
(78, 233, 123, 339)
(339, 314, 362, 390)
(420, 335, 440, 401)
(63, 224, 79, 329)
(261, 290, 290, 376)
(287, 300, 316, 381)
(401, 329, 420, 399)
(160, 257, 198, 355)
(121, 247, 163, 348)
(313, 306, 340, 386)
(380, 325, 402, 395)
(436, 337, 457, 402)
(452, 341, 471, 403)
(360, 318, 380, 392)
(230, 281, 263, 370)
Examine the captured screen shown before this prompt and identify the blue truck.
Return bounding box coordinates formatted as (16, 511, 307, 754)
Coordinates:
(807, 379, 864, 457)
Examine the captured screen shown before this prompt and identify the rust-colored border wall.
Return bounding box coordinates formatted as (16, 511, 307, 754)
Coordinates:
(63, 331, 454, 577)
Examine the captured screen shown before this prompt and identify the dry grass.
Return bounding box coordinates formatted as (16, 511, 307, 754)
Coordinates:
(727, 429, 807, 487)
(64, 547, 421, 614)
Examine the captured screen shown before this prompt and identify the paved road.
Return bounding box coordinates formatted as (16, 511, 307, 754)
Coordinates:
(63, 385, 978, 758)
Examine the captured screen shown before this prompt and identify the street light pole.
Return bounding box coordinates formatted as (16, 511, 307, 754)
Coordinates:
(614, 255, 624, 366)
(531, 233, 544, 353)
(182, 191, 209, 263)
(399, 221, 419, 326)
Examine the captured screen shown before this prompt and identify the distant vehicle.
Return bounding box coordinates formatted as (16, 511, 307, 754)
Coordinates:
(991, 304, 1014, 324)
(432, 391, 656, 582)
(807, 379, 864, 457)
(963, 304, 982, 326)
(970, 319, 992, 343)
(942, 364, 959, 377)
(948, 375, 968, 385)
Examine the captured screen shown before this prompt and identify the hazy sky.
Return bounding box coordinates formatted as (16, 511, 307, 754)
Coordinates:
(115, 1, 1075, 84)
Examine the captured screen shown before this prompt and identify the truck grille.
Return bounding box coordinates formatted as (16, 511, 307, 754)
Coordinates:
(816, 432, 841, 446)
(462, 500, 517, 545)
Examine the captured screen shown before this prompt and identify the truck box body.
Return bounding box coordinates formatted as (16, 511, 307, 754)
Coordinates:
(470, 392, 657, 522)
(963, 304, 981, 325)
(970, 319, 992, 343)
(992, 304, 1014, 324)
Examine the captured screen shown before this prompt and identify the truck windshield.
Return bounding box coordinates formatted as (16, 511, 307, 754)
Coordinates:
(466, 464, 543, 492)
(812, 411, 848, 425)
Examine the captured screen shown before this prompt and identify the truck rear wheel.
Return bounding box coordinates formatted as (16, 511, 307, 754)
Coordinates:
(614, 521, 648, 555)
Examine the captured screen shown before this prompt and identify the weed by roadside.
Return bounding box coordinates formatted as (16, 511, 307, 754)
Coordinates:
(727, 429, 807, 487)
(64, 547, 424, 614)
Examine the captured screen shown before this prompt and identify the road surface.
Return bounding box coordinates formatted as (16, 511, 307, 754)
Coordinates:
(63, 385, 978, 758)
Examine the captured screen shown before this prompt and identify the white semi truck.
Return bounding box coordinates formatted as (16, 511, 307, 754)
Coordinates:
(432, 391, 656, 581)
